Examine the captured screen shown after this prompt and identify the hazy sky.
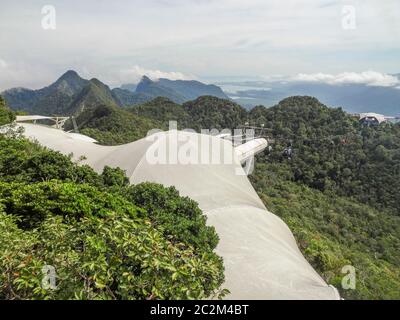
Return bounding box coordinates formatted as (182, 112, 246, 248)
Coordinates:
(0, 0, 399, 90)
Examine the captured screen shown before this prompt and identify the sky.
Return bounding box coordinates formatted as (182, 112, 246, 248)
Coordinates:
(0, 0, 399, 91)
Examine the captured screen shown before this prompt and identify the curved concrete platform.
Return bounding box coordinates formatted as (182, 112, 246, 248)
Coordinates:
(19, 123, 340, 300)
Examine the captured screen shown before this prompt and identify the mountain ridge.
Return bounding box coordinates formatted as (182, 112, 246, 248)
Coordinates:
(1, 71, 230, 116)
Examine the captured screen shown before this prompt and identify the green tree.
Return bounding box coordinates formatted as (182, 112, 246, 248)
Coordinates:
(0, 96, 16, 126)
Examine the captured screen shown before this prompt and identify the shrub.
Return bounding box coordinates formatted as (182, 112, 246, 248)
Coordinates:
(126, 183, 219, 251)
(0, 96, 15, 126)
(0, 181, 141, 229)
(0, 210, 225, 300)
(0, 135, 225, 299)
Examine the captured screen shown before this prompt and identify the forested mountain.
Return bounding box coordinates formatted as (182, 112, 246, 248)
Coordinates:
(119, 77, 229, 105)
(2, 71, 229, 115)
(248, 96, 400, 214)
(246, 96, 400, 299)
(130, 97, 190, 128)
(120, 83, 137, 92)
(66, 103, 161, 145)
(0, 96, 15, 126)
(129, 96, 246, 131)
(77, 96, 247, 144)
(66, 79, 118, 115)
(1, 93, 400, 299)
(2, 70, 88, 115)
(1, 87, 39, 112)
(72, 95, 400, 299)
(111, 88, 150, 106)
(134, 76, 187, 104)
(182, 96, 246, 131)
(156, 78, 228, 101)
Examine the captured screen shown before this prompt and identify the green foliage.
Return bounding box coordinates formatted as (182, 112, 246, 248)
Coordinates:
(0, 96, 16, 126)
(101, 166, 130, 188)
(0, 135, 102, 186)
(3, 93, 399, 300)
(67, 79, 119, 116)
(0, 181, 141, 229)
(182, 96, 247, 132)
(0, 135, 225, 300)
(250, 162, 400, 299)
(73, 104, 162, 145)
(125, 183, 219, 251)
(77, 96, 247, 146)
(74, 94, 400, 299)
(2, 71, 89, 115)
(247, 96, 400, 299)
(249, 96, 400, 214)
(130, 97, 190, 129)
(129, 95, 247, 132)
(0, 210, 224, 300)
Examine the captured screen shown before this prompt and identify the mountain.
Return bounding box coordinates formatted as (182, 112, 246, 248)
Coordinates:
(75, 95, 400, 299)
(120, 83, 137, 92)
(118, 76, 229, 106)
(71, 103, 162, 145)
(67, 78, 117, 115)
(247, 96, 400, 299)
(79, 96, 247, 145)
(1, 87, 39, 112)
(182, 96, 247, 131)
(157, 78, 228, 100)
(4, 91, 400, 299)
(0, 95, 15, 126)
(111, 88, 153, 106)
(130, 97, 190, 128)
(134, 76, 187, 104)
(2, 70, 88, 115)
(131, 95, 247, 131)
(2, 71, 230, 114)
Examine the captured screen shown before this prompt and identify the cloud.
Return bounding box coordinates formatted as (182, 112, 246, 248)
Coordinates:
(118, 65, 192, 83)
(292, 71, 400, 87)
(0, 61, 58, 91)
(0, 0, 399, 88)
(0, 59, 7, 68)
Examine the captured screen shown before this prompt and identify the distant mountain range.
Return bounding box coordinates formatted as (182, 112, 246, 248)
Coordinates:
(219, 79, 400, 116)
(118, 76, 228, 104)
(2, 69, 399, 117)
(1, 70, 229, 116)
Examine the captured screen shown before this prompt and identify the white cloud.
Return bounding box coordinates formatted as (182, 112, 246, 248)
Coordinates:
(0, 59, 7, 68)
(119, 65, 192, 83)
(0, 0, 399, 88)
(292, 71, 400, 87)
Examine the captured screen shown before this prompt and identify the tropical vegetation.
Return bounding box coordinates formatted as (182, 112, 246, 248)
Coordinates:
(0, 108, 225, 299)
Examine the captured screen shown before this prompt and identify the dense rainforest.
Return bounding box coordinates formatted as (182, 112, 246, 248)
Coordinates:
(247, 97, 400, 299)
(66, 95, 400, 299)
(1, 93, 400, 299)
(0, 97, 225, 299)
